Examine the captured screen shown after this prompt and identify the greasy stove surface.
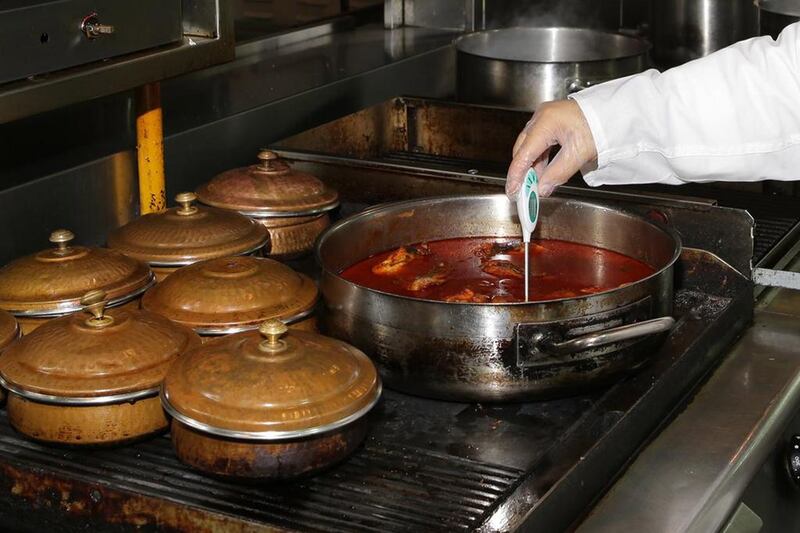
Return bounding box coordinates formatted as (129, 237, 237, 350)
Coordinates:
(0, 397, 579, 532)
(0, 255, 752, 533)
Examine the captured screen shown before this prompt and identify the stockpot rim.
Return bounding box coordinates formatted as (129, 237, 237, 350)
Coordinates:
(454, 26, 652, 65)
(315, 194, 682, 307)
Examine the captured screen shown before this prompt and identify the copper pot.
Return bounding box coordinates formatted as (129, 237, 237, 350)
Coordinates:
(0, 229, 155, 333)
(141, 255, 319, 338)
(108, 192, 270, 281)
(0, 310, 20, 403)
(257, 213, 331, 261)
(0, 310, 20, 353)
(196, 150, 339, 259)
(0, 290, 201, 446)
(161, 320, 381, 480)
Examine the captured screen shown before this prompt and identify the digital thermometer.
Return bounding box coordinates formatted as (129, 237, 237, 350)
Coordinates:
(516, 169, 540, 301)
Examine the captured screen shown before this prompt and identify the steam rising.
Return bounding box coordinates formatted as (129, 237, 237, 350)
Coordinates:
(486, 0, 624, 30)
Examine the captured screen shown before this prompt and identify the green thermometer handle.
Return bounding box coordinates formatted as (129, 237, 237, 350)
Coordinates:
(516, 169, 540, 243)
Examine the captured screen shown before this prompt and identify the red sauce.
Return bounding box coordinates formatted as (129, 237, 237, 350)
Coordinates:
(340, 237, 655, 303)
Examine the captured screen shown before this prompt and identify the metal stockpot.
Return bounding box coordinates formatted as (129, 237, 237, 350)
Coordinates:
(651, 0, 758, 67)
(316, 195, 680, 403)
(455, 27, 650, 111)
(756, 0, 800, 38)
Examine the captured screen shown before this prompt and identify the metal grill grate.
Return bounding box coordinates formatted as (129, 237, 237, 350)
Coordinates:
(753, 217, 798, 263)
(0, 410, 524, 533)
(666, 185, 800, 264)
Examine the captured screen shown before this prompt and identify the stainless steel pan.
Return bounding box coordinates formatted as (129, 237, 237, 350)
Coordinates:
(455, 27, 650, 110)
(316, 195, 680, 402)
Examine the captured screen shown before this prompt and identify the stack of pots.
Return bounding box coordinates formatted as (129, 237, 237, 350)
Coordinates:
(0, 155, 384, 481)
(0, 294, 381, 478)
(196, 150, 339, 259)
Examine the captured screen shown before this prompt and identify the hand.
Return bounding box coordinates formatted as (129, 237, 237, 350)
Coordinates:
(506, 100, 598, 198)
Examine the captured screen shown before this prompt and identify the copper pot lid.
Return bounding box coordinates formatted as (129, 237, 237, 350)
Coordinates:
(0, 230, 155, 317)
(108, 192, 270, 267)
(0, 290, 201, 406)
(141, 256, 318, 335)
(195, 150, 339, 218)
(161, 320, 381, 440)
(0, 310, 19, 351)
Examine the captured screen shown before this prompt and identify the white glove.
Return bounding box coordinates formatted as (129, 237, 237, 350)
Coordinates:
(506, 100, 597, 199)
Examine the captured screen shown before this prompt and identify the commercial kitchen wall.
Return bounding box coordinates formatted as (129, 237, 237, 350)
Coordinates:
(0, 20, 456, 265)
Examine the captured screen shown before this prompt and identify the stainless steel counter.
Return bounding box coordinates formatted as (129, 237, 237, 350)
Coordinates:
(577, 263, 800, 533)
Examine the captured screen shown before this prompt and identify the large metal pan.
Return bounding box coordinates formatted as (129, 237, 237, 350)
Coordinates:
(455, 27, 650, 111)
(316, 195, 680, 402)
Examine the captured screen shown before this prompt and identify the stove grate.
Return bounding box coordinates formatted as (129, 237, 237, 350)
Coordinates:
(0, 411, 523, 533)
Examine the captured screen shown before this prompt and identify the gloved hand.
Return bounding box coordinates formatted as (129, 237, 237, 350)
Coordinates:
(506, 100, 598, 199)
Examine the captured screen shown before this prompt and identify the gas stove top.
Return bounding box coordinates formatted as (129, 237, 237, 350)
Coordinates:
(0, 194, 752, 532)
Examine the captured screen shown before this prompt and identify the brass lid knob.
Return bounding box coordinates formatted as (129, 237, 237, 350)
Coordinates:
(257, 149, 279, 163)
(175, 192, 199, 216)
(49, 229, 75, 254)
(258, 319, 288, 352)
(257, 149, 287, 172)
(80, 289, 114, 328)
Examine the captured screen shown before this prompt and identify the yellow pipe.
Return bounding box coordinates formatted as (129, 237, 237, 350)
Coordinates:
(135, 82, 166, 214)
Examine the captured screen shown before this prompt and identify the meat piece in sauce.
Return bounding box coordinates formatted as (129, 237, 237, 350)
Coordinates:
(481, 259, 524, 279)
(407, 265, 449, 292)
(371, 243, 430, 275)
(579, 286, 605, 295)
(542, 289, 581, 300)
(474, 241, 523, 258)
(444, 288, 491, 303)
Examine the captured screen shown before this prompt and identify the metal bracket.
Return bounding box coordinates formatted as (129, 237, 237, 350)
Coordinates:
(753, 267, 800, 290)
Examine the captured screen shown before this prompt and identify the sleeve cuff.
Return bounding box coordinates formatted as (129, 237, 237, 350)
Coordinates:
(569, 91, 609, 187)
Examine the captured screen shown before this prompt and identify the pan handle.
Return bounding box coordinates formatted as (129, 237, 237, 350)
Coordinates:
(533, 316, 676, 355)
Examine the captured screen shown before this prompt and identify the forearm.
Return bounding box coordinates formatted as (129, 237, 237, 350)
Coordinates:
(571, 23, 800, 186)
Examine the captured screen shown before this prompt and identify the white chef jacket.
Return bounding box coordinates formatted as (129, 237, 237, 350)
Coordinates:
(570, 22, 800, 187)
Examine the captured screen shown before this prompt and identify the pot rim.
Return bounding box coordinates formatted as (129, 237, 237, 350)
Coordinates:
(234, 202, 340, 219)
(315, 194, 682, 307)
(190, 306, 316, 335)
(4, 274, 156, 318)
(454, 26, 652, 65)
(145, 242, 268, 268)
(0, 374, 159, 406)
(160, 379, 382, 442)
